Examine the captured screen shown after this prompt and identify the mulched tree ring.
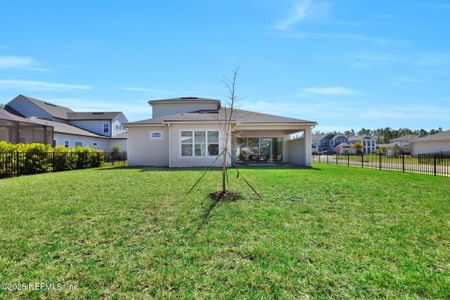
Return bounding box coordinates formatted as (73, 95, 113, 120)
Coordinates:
(208, 190, 243, 201)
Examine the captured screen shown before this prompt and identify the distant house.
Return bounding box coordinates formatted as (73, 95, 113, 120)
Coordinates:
(411, 130, 450, 156)
(348, 135, 377, 154)
(329, 134, 348, 151)
(125, 97, 317, 167)
(312, 133, 335, 153)
(2, 95, 128, 151)
(390, 135, 419, 154)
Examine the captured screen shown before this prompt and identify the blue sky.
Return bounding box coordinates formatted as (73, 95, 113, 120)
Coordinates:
(0, 0, 449, 132)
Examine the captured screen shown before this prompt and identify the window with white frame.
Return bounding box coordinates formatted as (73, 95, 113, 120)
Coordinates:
(64, 140, 70, 148)
(92, 142, 98, 147)
(150, 131, 163, 140)
(181, 131, 193, 156)
(103, 123, 110, 134)
(74, 141, 83, 147)
(207, 131, 219, 156)
(181, 130, 219, 157)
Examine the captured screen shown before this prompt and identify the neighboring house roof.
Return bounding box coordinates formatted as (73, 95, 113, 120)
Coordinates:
(18, 95, 73, 120)
(26, 117, 107, 138)
(390, 135, 419, 143)
(67, 111, 123, 120)
(336, 142, 350, 147)
(412, 130, 450, 143)
(331, 134, 346, 141)
(348, 135, 374, 141)
(127, 108, 316, 125)
(0, 106, 48, 126)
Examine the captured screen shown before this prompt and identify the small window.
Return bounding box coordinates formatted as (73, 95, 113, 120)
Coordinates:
(74, 141, 83, 147)
(103, 123, 110, 134)
(150, 131, 163, 140)
(92, 142, 98, 147)
(116, 124, 119, 130)
(52, 139, 56, 147)
(181, 131, 193, 156)
(64, 140, 70, 148)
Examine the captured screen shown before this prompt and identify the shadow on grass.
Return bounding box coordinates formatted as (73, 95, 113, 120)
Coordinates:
(98, 165, 322, 172)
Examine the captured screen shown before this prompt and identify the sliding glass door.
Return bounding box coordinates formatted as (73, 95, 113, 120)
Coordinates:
(234, 137, 283, 163)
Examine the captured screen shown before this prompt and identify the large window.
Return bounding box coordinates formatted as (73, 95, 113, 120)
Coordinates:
(103, 123, 110, 134)
(64, 140, 70, 148)
(181, 130, 219, 157)
(74, 141, 83, 147)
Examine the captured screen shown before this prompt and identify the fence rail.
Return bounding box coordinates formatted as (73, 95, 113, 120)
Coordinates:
(313, 153, 449, 177)
(0, 151, 127, 179)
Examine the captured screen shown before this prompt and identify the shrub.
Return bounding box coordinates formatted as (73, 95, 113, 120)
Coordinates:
(0, 142, 104, 177)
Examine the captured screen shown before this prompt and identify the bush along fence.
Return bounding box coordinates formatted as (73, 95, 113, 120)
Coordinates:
(0, 142, 127, 179)
(313, 153, 449, 177)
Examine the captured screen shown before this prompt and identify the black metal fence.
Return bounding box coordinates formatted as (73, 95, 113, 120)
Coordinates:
(0, 151, 127, 179)
(313, 153, 449, 177)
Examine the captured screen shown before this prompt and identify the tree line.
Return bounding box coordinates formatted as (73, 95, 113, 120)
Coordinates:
(315, 127, 444, 144)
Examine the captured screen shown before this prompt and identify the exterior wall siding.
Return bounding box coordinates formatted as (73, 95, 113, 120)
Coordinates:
(7, 96, 53, 120)
(127, 126, 170, 166)
(152, 103, 218, 118)
(53, 133, 110, 150)
(69, 120, 112, 137)
(412, 141, 450, 155)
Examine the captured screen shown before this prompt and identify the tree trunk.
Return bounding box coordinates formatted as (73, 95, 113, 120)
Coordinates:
(222, 146, 227, 193)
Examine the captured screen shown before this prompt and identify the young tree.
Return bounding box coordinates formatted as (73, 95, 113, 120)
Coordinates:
(351, 142, 363, 154)
(219, 67, 239, 194)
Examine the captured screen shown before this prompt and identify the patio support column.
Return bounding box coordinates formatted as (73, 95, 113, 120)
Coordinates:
(301, 127, 312, 167)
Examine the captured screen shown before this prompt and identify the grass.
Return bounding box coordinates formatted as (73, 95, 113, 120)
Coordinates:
(0, 164, 449, 299)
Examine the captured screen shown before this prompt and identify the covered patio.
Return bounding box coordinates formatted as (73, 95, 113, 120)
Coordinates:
(231, 124, 313, 166)
(0, 107, 53, 145)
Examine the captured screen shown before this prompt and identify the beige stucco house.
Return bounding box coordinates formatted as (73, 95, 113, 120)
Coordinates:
(126, 97, 317, 167)
(411, 130, 450, 155)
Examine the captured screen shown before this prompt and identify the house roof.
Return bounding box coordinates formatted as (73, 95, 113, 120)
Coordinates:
(390, 135, 419, 143)
(0, 106, 48, 126)
(148, 97, 221, 106)
(348, 135, 374, 141)
(18, 95, 73, 120)
(67, 111, 123, 120)
(331, 134, 346, 140)
(127, 108, 316, 126)
(10, 95, 126, 121)
(412, 130, 450, 143)
(26, 117, 107, 138)
(312, 133, 334, 141)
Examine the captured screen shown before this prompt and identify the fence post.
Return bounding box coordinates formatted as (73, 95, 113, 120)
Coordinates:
(16, 151, 20, 176)
(52, 152, 56, 172)
(434, 155, 437, 176)
(336, 154, 338, 165)
(347, 154, 350, 166)
(327, 154, 329, 163)
(379, 154, 382, 170)
(402, 154, 405, 173)
(361, 153, 364, 168)
(318, 155, 321, 163)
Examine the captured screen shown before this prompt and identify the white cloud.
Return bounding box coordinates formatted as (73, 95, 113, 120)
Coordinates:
(275, 0, 331, 31)
(303, 86, 359, 96)
(0, 56, 40, 69)
(0, 80, 91, 91)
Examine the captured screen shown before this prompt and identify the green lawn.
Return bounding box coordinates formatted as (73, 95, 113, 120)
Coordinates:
(0, 164, 449, 299)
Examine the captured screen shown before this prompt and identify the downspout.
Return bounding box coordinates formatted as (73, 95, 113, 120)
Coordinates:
(168, 123, 172, 168)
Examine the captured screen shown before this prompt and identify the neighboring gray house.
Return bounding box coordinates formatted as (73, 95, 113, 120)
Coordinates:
(411, 130, 450, 156)
(4, 95, 128, 151)
(312, 133, 335, 154)
(126, 97, 317, 167)
(329, 134, 348, 150)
